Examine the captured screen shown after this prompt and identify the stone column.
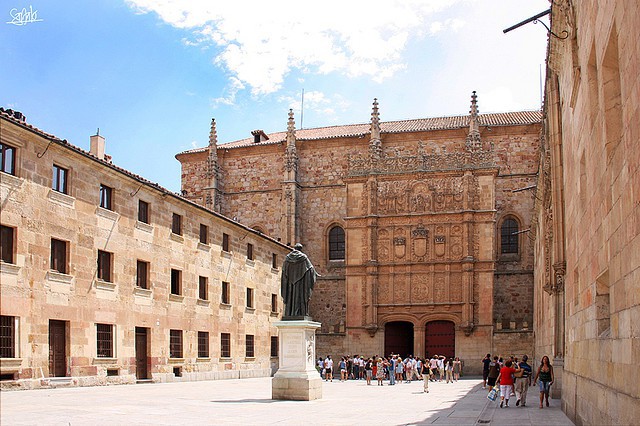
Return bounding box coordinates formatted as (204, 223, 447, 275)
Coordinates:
(272, 320, 322, 401)
(413, 325, 425, 357)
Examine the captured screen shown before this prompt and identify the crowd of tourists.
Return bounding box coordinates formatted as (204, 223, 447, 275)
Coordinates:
(482, 353, 555, 409)
(317, 354, 463, 391)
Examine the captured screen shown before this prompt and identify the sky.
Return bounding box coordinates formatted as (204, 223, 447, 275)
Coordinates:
(1, 0, 550, 192)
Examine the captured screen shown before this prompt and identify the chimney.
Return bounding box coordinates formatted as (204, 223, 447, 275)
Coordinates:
(90, 130, 106, 160)
(251, 130, 269, 143)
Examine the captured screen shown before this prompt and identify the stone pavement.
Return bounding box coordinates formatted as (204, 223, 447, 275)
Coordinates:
(0, 376, 574, 425)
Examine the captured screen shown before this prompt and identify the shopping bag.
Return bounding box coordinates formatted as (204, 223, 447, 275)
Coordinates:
(487, 385, 500, 401)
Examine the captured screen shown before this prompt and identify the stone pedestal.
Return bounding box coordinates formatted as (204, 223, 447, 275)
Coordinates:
(272, 320, 322, 401)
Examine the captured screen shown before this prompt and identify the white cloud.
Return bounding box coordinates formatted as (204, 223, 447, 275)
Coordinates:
(126, 0, 461, 95)
(278, 90, 350, 121)
(211, 77, 245, 107)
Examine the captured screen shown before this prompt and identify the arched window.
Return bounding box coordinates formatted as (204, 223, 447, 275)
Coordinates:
(328, 226, 345, 260)
(500, 218, 519, 254)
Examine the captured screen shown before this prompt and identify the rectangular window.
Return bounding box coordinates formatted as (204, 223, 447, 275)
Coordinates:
(221, 333, 231, 358)
(221, 281, 230, 305)
(52, 164, 68, 194)
(0, 316, 16, 358)
(247, 243, 254, 260)
(96, 323, 114, 358)
(245, 334, 255, 358)
(170, 269, 182, 295)
(171, 213, 182, 236)
(50, 238, 67, 274)
(138, 200, 149, 224)
(222, 233, 230, 252)
(246, 287, 254, 309)
(0, 143, 16, 175)
(271, 294, 278, 313)
(198, 331, 209, 358)
(97, 250, 112, 282)
(169, 330, 183, 358)
(99, 184, 113, 210)
(199, 276, 208, 300)
(272, 253, 277, 269)
(136, 260, 149, 289)
(270, 336, 278, 357)
(199, 224, 208, 244)
(0, 225, 14, 264)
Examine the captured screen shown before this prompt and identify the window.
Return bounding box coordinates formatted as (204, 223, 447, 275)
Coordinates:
(97, 250, 112, 282)
(245, 334, 255, 358)
(329, 226, 345, 260)
(0, 143, 16, 175)
(272, 253, 278, 269)
(169, 330, 183, 358)
(199, 276, 208, 300)
(500, 218, 519, 254)
(50, 238, 68, 274)
(171, 269, 182, 295)
(138, 200, 149, 224)
(96, 324, 114, 358)
(199, 224, 208, 244)
(0, 225, 14, 264)
(136, 260, 149, 289)
(246, 288, 254, 309)
(52, 165, 68, 194)
(221, 281, 230, 304)
(247, 243, 254, 260)
(271, 294, 278, 313)
(0, 316, 16, 358)
(99, 184, 113, 210)
(222, 233, 230, 252)
(221, 333, 231, 358)
(270, 336, 278, 357)
(171, 213, 182, 235)
(198, 331, 209, 358)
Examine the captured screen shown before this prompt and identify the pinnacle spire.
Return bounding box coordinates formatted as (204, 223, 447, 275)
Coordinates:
(370, 98, 381, 141)
(466, 91, 482, 151)
(208, 118, 218, 147)
(287, 109, 296, 143)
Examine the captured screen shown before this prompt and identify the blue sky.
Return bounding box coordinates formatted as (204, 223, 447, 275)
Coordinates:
(1, 0, 549, 192)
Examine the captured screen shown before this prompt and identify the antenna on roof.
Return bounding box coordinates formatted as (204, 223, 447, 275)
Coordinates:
(96, 128, 100, 136)
(300, 88, 304, 130)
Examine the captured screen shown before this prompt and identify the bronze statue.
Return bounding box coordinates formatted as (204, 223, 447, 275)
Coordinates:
(281, 243, 318, 319)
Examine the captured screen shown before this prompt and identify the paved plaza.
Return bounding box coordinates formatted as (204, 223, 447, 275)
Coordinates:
(1, 376, 574, 426)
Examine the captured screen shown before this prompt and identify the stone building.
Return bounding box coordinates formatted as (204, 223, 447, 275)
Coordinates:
(177, 94, 542, 372)
(532, 1, 640, 424)
(0, 108, 290, 389)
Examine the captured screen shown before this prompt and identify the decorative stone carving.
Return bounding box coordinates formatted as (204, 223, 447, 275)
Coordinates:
(434, 276, 446, 302)
(411, 274, 429, 303)
(412, 225, 428, 259)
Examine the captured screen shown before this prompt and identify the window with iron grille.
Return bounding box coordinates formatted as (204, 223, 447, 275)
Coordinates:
(500, 218, 519, 254)
(272, 253, 277, 269)
(329, 226, 345, 260)
(171, 213, 182, 236)
(222, 233, 230, 252)
(0, 143, 16, 175)
(247, 243, 254, 260)
(246, 287, 254, 309)
(199, 224, 208, 244)
(0, 225, 14, 264)
(99, 184, 113, 210)
(171, 269, 181, 295)
(138, 200, 149, 224)
(198, 331, 209, 358)
(245, 334, 255, 358)
(96, 323, 114, 358)
(221, 281, 230, 305)
(50, 238, 67, 274)
(199, 276, 208, 300)
(97, 250, 112, 282)
(270, 336, 278, 357)
(169, 329, 182, 358)
(0, 316, 16, 358)
(221, 333, 231, 358)
(136, 260, 149, 289)
(52, 164, 68, 194)
(271, 294, 277, 313)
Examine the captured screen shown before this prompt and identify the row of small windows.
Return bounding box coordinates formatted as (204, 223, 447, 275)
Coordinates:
(0, 315, 279, 360)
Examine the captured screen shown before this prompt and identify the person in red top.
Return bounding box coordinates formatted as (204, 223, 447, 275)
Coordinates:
(495, 360, 518, 408)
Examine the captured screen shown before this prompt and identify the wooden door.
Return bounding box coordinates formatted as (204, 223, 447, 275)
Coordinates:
(49, 320, 67, 377)
(135, 327, 149, 379)
(425, 320, 455, 358)
(384, 321, 414, 358)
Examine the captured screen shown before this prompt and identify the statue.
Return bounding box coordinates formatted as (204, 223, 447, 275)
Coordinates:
(281, 243, 318, 319)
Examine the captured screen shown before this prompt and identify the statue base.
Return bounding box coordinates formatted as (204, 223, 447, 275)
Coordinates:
(272, 320, 322, 401)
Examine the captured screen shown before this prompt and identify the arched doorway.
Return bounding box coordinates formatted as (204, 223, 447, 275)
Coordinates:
(425, 320, 455, 358)
(384, 321, 414, 357)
